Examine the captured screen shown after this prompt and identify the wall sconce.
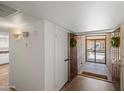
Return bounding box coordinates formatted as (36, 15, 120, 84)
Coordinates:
(13, 31, 29, 40)
(13, 31, 22, 40)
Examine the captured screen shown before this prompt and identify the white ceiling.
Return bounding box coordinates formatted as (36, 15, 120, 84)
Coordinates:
(1, 1, 124, 32)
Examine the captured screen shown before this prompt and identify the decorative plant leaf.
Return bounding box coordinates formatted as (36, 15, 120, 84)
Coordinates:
(70, 38, 77, 47)
(111, 36, 119, 48)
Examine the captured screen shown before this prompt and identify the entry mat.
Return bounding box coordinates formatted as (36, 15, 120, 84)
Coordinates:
(80, 71, 108, 80)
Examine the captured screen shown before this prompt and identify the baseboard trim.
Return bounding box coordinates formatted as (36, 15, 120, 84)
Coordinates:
(0, 63, 9, 66)
(9, 86, 16, 91)
(60, 81, 70, 91)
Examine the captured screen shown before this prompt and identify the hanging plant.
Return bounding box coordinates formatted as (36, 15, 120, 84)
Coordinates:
(70, 38, 77, 47)
(111, 36, 119, 48)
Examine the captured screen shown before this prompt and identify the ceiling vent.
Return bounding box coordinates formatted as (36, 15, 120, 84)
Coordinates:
(0, 3, 19, 17)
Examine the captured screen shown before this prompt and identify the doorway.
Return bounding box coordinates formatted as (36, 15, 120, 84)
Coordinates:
(0, 30, 9, 87)
(86, 35, 106, 64)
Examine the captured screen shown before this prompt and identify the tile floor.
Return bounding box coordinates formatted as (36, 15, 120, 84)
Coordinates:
(78, 62, 112, 81)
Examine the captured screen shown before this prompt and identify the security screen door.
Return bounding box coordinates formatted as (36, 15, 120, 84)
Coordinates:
(86, 36, 106, 64)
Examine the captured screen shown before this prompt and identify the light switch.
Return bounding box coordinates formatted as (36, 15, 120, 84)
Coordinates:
(23, 32, 29, 38)
(25, 43, 28, 47)
(34, 31, 38, 36)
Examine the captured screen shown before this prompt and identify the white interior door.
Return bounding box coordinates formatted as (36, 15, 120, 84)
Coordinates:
(55, 26, 68, 90)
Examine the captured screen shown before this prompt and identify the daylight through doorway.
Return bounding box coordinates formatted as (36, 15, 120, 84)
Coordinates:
(86, 35, 106, 64)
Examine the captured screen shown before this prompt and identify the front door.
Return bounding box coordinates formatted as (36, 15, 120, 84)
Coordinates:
(86, 36, 106, 64)
(69, 34, 77, 80)
(55, 26, 68, 90)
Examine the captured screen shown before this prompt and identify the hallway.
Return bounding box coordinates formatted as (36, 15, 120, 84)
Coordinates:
(63, 76, 115, 91)
(0, 1, 123, 91)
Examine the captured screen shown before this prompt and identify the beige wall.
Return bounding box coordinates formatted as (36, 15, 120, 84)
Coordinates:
(122, 30, 124, 91)
(77, 35, 85, 73)
(106, 33, 112, 73)
(121, 26, 124, 90)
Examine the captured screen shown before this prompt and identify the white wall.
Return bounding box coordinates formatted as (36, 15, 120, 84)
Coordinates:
(43, 20, 70, 90)
(44, 20, 55, 90)
(8, 11, 71, 90)
(9, 21, 44, 91)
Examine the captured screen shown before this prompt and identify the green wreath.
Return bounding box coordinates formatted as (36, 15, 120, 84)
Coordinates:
(111, 36, 119, 48)
(70, 38, 77, 47)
